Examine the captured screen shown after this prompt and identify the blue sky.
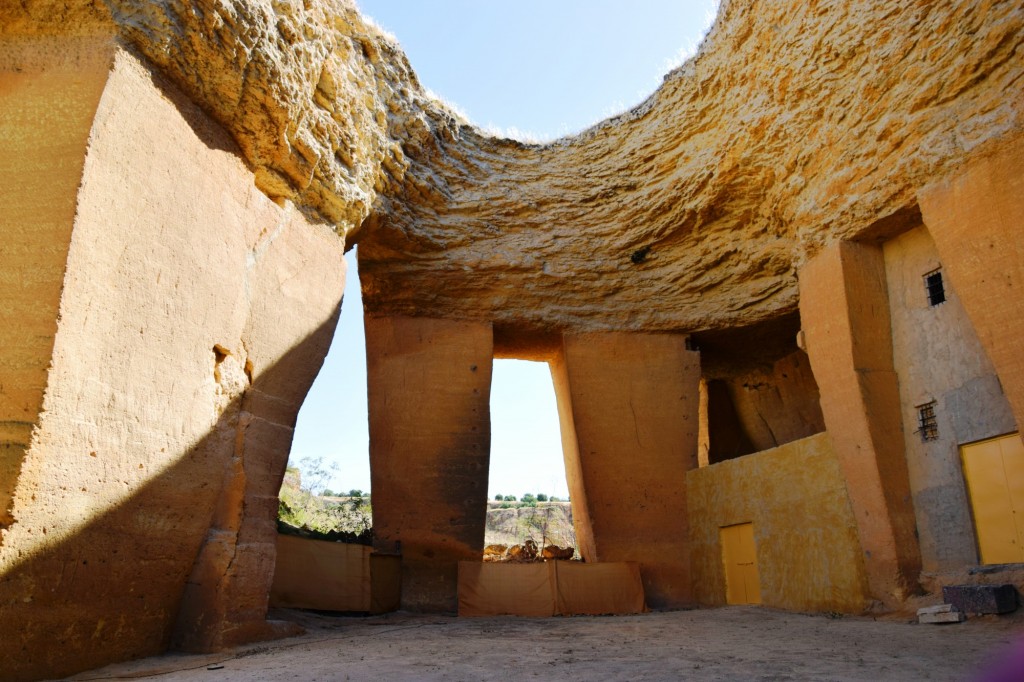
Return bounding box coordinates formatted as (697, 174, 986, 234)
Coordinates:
(289, 1, 719, 498)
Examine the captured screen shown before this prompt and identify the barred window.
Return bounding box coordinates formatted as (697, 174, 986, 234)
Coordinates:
(917, 401, 939, 442)
(924, 269, 946, 306)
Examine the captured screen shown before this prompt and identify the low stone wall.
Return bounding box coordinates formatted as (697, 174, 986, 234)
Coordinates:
(687, 433, 870, 613)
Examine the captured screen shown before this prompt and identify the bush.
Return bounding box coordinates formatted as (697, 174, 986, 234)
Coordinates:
(277, 458, 372, 541)
(519, 494, 538, 508)
(506, 495, 516, 502)
(550, 496, 560, 502)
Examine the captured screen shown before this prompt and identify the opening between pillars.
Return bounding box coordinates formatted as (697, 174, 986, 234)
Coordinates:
(486, 359, 576, 561)
(279, 248, 371, 540)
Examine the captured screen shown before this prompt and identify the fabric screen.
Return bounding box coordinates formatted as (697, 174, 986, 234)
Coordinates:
(270, 534, 371, 612)
(458, 561, 645, 617)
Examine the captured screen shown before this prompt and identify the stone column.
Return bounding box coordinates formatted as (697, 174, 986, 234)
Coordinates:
(0, 43, 347, 678)
(0, 35, 113, 539)
(799, 241, 920, 607)
(551, 332, 699, 608)
(366, 315, 493, 612)
(918, 134, 1024, 430)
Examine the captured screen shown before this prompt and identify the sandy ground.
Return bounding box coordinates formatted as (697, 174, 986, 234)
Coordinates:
(68, 607, 1024, 682)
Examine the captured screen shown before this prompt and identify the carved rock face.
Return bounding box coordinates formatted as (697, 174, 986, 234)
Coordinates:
(357, 0, 1023, 337)
(10, 1, 1019, 338)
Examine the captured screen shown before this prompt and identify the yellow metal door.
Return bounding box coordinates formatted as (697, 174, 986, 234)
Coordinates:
(721, 522, 762, 605)
(961, 433, 1024, 564)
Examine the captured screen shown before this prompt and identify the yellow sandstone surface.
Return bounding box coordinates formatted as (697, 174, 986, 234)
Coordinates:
(1, 0, 1023, 680)
(7, 0, 1020, 337)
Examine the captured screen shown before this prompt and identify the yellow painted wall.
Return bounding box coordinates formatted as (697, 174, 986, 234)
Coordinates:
(688, 432, 870, 612)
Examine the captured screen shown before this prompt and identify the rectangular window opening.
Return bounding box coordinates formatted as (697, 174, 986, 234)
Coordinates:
(917, 401, 939, 442)
(924, 269, 946, 306)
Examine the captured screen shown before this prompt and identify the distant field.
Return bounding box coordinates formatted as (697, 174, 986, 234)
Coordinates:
(484, 501, 575, 549)
(280, 474, 576, 553)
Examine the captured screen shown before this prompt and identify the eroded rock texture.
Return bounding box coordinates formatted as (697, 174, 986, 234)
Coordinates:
(359, 0, 1024, 338)
(8, 0, 1020, 341)
(1, 0, 1023, 679)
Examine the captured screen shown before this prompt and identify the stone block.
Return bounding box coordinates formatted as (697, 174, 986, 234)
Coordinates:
(799, 241, 921, 606)
(917, 604, 965, 624)
(366, 315, 494, 612)
(553, 332, 699, 608)
(942, 584, 1018, 615)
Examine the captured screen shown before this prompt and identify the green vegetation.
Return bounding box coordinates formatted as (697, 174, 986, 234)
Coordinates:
(278, 468, 571, 546)
(485, 499, 575, 550)
(491, 492, 565, 508)
(277, 457, 372, 544)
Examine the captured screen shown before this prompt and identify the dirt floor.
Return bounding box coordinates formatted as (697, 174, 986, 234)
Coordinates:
(68, 607, 1023, 681)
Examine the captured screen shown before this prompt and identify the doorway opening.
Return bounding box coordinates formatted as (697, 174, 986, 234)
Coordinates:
(277, 248, 372, 543)
(721, 522, 762, 605)
(485, 358, 576, 560)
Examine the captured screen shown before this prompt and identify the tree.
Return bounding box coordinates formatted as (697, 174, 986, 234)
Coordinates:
(536, 493, 548, 502)
(495, 493, 504, 501)
(522, 493, 536, 503)
(322, 488, 336, 497)
(293, 456, 337, 496)
(348, 489, 363, 498)
(506, 495, 516, 502)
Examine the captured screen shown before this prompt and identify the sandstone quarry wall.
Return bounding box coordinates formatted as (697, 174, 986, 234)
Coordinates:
(799, 241, 922, 607)
(0, 35, 114, 537)
(551, 333, 699, 608)
(366, 316, 494, 612)
(358, 0, 1024, 337)
(0, 0, 1023, 678)
(10, 1, 1017, 344)
(0, 42, 345, 680)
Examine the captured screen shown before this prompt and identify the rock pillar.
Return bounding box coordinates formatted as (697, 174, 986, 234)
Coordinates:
(799, 241, 921, 607)
(366, 315, 493, 612)
(918, 135, 1024, 431)
(0, 42, 346, 680)
(551, 332, 699, 608)
(0, 35, 112, 541)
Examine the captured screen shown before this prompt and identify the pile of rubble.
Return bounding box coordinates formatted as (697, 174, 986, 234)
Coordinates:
(483, 539, 576, 563)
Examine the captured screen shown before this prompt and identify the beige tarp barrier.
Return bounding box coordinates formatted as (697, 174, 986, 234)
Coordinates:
(458, 561, 646, 617)
(553, 560, 646, 615)
(270, 535, 371, 612)
(369, 553, 402, 614)
(458, 562, 557, 616)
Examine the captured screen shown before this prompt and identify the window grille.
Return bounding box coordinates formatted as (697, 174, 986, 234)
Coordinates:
(917, 401, 939, 442)
(924, 269, 946, 306)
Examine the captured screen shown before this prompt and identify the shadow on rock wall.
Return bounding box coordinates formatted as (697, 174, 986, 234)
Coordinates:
(0, 319, 338, 682)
